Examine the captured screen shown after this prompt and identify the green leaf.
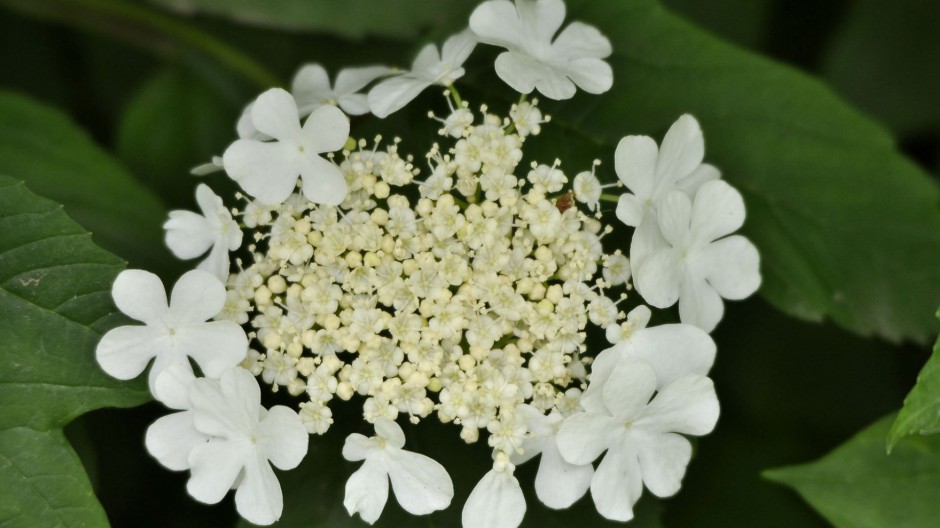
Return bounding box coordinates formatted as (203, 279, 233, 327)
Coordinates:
(888, 318, 940, 450)
(0, 91, 170, 270)
(764, 413, 940, 528)
(0, 175, 150, 527)
(148, 0, 474, 38)
(525, 0, 940, 343)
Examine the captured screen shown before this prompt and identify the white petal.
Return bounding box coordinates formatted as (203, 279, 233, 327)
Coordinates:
(657, 190, 693, 247)
(580, 346, 621, 414)
(334, 65, 394, 95)
(495, 51, 576, 100)
(152, 363, 197, 409)
(147, 352, 195, 396)
(620, 324, 716, 387)
(629, 217, 667, 281)
(95, 325, 166, 381)
(462, 469, 526, 528)
(344, 458, 389, 524)
(373, 417, 406, 449)
(236, 102, 270, 141)
(343, 433, 375, 462)
(291, 63, 331, 112)
(386, 449, 454, 515)
(534, 443, 593, 509)
(590, 440, 642, 522)
(300, 156, 348, 206)
(633, 431, 692, 498)
(337, 93, 371, 116)
(368, 76, 431, 118)
(655, 114, 704, 187)
(251, 88, 302, 140)
(558, 57, 613, 94)
(635, 248, 683, 308)
(235, 452, 283, 526)
(603, 358, 657, 422)
(178, 321, 247, 378)
(636, 374, 719, 436)
(676, 163, 720, 196)
(189, 369, 258, 438)
(690, 180, 745, 243)
(556, 412, 616, 465)
(441, 29, 477, 70)
(187, 440, 247, 504)
(164, 210, 213, 260)
(615, 135, 658, 200)
(615, 193, 645, 227)
(111, 269, 168, 324)
(145, 410, 207, 471)
(410, 43, 442, 76)
(258, 405, 308, 470)
(469, 0, 525, 50)
(697, 235, 761, 300)
(301, 104, 349, 153)
(677, 270, 724, 332)
(197, 241, 232, 282)
(551, 21, 612, 59)
(223, 139, 300, 206)
(169, 269, 226, 322)
(517, 0, 566, 45)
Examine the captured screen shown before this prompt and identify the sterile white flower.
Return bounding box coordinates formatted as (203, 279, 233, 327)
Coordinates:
(342, 417, 453, 524)
(557, 357, 719, 522)
(470, 0, 612, 100)
(512, 404, 592, 509)
(368, 30, 477, 118)
(96, 269, 247, 392)
(186, 368, 308, 526)
(635, 180, 761, 332)
(164, 183, 242, 280)
(145, 365, 208, 471)
(223, 88, 350, 206)
(462, 453, 526, 528)
(292, 63, 392, 116)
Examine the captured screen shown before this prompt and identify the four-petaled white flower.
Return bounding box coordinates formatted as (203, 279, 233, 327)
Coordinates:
(462, 452, 526, 528)
(163, 183, 242, 281)
(223, 88, 350, 206)
(343, 417, 454, 524)
(292, 63, 392, 116)
(470, 0, 612, 100)
(557, 358, 719, 522)
(614, 114, 720, 277)
(186, 368, 308, 526)
(96, 269, 247, 393)
(145, 365, 209, 471)
(368, 30, 477, 118)
(512, 404, 592, 509)
(635, 180, 761, 332)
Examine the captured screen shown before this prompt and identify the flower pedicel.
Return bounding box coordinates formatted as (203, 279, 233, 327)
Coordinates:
(95, 0, 760, 525)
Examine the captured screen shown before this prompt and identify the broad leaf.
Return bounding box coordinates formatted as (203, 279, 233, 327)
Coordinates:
(0, 91, 169, 270)
(765, 413, 940, 528)
(0, 175, 150, 526)
(888, 317, 940, 450)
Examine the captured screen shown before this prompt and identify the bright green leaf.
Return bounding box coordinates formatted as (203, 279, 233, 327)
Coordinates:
(764, 413, 940, 528)
(0, 91, 169, 270)
(888, 318, 940, 450)
(148, 0, 473, 39)
(0, 175, 150, 526)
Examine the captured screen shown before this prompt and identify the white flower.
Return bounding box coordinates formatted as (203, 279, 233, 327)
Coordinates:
(557, 358, 719, 522)
(223, 88, 350, 206)
(145, 365, 208, 471)
(614, 114, 720, 276)
(462, 453, 526, 528)
(190, 156, 224, 176)
(163, 184, 242, 280)
(470, 0, 612, 100)
(342, 417, 453, 524)
(96, 269, 247, 392)
(635, 180, 761, 332)
(292, 63, 392, 116)
(368, 30, 477, 118)
(186, 368, 308, 526)
(512, 405, 592, 509)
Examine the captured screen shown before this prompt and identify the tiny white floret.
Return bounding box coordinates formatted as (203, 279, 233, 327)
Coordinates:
(164, 183, 242, 280)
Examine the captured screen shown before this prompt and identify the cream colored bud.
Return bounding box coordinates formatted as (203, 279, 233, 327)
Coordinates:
(323, 355, 344, 374)
(537, 298, 554, 315)
(261, 331, 281, 350)
(427, 377, 442, 392)
(293, 218, 311, 235)
(287, 378, 306, 396)
(286, 341, 303, 358)
(336, 381, 354, 401)
(267, 275, 287, 294)
(529, 283, 546, 301)
(516, 277, 534, 295)
(323, 314, 341, 330)
(460, 427, 479, 443)
(534, 245, 553, 262)
(307, 231, 323, 245)
(517, 337, 533, 353)
(416, 198, 433, 217)
(374, 181, 390, 199)
(458, 354, 476, 371)
(398, 362, 415, 380)
(371, 209, 388, 225)
(253, 285, 272, 306)
(402, 259, 418, 276)
(296, 357, 315, 377)
(381, 235, 395, 254)
(546, 284, 563, 304)
(345, 252, 362, 268)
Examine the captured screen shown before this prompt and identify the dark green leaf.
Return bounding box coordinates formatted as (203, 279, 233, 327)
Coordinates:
(765, 413, 940, 528)
(0, 175, 150, 527)
(889, 316, 940, 450)
(0, 91, 169, 270)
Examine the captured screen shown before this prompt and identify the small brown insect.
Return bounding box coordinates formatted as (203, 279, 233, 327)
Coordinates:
(555, 191, 575, 213)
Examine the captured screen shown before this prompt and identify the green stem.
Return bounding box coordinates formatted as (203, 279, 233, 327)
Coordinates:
(1, 0, 280, 88)
(600, 193, 621, 203)
(447, 84, 463, 107)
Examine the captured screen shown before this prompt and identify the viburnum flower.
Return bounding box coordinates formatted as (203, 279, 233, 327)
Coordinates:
(186, 368, 308, 526)
(368, 30, 477, 118)
(462, 453, 526, 528)
(557, 358, 719, 522)
(635, 180, 761, 332)
(291, 63, 392, 116)
(163, 183, 242, 280)
(469, 0, 612, 100)
(145, 365, 208, 471)
(95, 269, 247, 392)
(343, 417, 453, 524)
(223, 88, 350, 206)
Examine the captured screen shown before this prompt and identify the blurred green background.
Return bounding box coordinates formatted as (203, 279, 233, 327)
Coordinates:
(0, 0, 937, 526)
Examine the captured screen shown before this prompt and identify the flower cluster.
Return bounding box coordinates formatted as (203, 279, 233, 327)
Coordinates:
(95, 0, 760, 526)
